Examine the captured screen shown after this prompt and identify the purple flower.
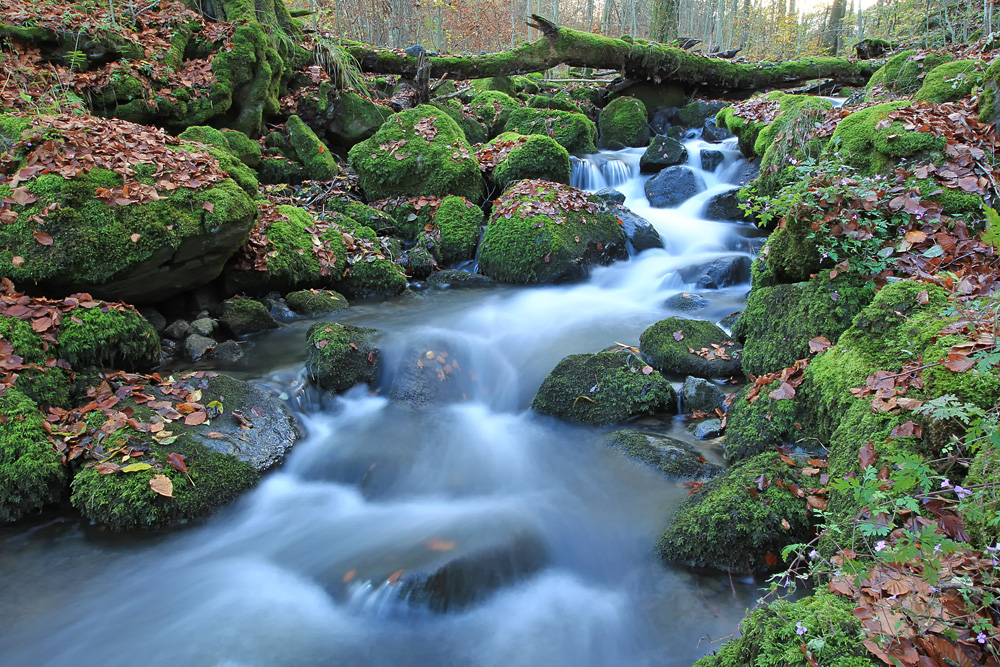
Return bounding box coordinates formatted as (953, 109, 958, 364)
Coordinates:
(875, 540, 888, 552)
(795, 621, 807, 636)
(809, 549, 820, 560)
(978, 632, 988, 644)
(954, 485, 972, 499)
(941, 478, 952, 489)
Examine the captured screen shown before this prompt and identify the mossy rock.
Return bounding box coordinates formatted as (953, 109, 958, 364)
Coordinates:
(606, 429, 721, 478)
(531, 351, 676, 426)
(0, 159, 256, 303)
(657, 451, 812, 574)
(500, 108, 599, 154)
(675, 100, 725, 128)
(598, 96, 650, 148)
(964, 444, 1000, 550)
(0, 390, 66, 523)
(431, 102, 489, 144)
(694, 592, 876, 667)
(640, 135, 687, 173)
(639, 317, 742, 379)
(56, 305, 160, 371)
(432, 196, 484, 265)
(285, 289, 349, 315)
(177, 126, 262, 168)
(528, 95, 582, 114)
(734, 276, 875, 377)
(865, 49, 956, 100)
(978, 57, 1000, 124)
(0, 315, 72, 408)
(469, 76, 516, 96)
(488, 132, 572, 192)
(286, 115, 338, 180)
(914, 59, 986, 103)
(477, 181, 627, 284)
(220, 297, 277, 337)
(723, 381, 814, 462)
(305, 322, 380, 393)
(469, 90, 521, 132)
(349, 105, 484, 201)
(327, 91, 392, 146)
(258, 155, 308, 185)
(717, 92, 831, 160)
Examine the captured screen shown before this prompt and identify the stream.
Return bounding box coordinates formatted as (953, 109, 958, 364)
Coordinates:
(0, 138, 767, 667)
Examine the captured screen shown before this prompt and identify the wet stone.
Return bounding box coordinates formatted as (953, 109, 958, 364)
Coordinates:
(164, 319, 190, 340)
(664, 292, 710, 312)
(189, 317, 216, 337)
(184, 334, 216, 361)
(693, 418, 724, 440)
(700, 149, 724, 172)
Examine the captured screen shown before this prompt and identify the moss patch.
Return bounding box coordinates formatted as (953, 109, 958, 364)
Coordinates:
(488, 132, 572, 192)
(500, 107, 599, 154)
(0, 390, 66, 523)
(640, 317, 742, 379)
(598, 96, 650, 148)
(305, 322, 380, 393)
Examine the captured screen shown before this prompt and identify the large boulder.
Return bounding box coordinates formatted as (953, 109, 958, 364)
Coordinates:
(0, 114, 258, 304)
(499, 108, 599, 154)
(598, 96, 650, 148)
(678, 256, 752, 289)
(606, 203, 664, 253)
(305, 322, 380, 393)
(639, 317, 742, 379)
(285, 115, 339, 181)
(374, 195, 483, 266)
(0, 390, 66, 523)
(479, 132, 572, 192)
(348, 105, 484, 201)
(478, 180, 627, 284)
(532, 350, 676, 425)
(644, 166, 704, 208)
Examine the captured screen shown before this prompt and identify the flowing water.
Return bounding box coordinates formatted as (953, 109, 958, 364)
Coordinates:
(0, 137, 768, 667)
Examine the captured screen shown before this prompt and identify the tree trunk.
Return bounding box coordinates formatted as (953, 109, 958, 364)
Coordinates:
(343, 15, 880, 95)
(651, 0, 679, 42)
(825, 0, 848, 55)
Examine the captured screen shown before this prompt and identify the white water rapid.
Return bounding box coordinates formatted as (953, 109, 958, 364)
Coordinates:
(0, 136, 767, 667)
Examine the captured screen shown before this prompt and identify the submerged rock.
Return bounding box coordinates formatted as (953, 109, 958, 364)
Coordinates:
(664, 293, 710, 313)
(606, 429, 722, 478)
(700, 149, 724, 172)
(678, 256, 751, 289)
(605, 202, 664, 253)
(426, 270, 492, 289)
(644, 166, 703, 208)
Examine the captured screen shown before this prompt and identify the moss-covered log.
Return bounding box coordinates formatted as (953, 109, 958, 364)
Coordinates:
(343, 16, 880, 94)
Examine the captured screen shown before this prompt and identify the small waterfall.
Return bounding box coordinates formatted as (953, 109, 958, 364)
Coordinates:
(570, 155, 635, 190)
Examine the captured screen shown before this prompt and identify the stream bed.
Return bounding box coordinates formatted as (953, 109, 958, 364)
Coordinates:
(0, 139, 767, 667)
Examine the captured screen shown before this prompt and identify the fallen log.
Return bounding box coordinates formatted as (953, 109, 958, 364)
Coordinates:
(343, 15, 880, 95)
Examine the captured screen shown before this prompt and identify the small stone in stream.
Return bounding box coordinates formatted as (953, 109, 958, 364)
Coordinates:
(719, 311, 742, 331)
(262, 294, 297, 321)
(593, 188, 626, 205)
(701, 118, 734, 143)
(679, 256, 752, 289)
(644, 166, 703, 208)
(286, 289, 349, 316)
(607, 203, 664, 252)
(682, 376, 726, 413)
(189, 317, 216, 337)
(160, 338, 178, 357)
(184, 334, 216, 361)
(221, 298, 278, 337)
(701, 149, 724, 172)
(693, 418, 724, 439)
(606, 429, 722, 478)
(703, 188, 749, 222)
(212, 340, 245, 362)
(139, 307, 167, 332)
(164, 319, 190, 340)
(640, 136, 687, 173)
(426, 270, 493, 289)
(664, 293, 710, 312)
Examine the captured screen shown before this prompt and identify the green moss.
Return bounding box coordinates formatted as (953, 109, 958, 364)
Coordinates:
(220, 129, 263, 168)
(57, 306, 160, 371)
(208, 22, 283, 136)
(220, 298, 276, 336)
(639, 317, 742, 378)
(914, 59, 986, 103)
(598, 96, 650, 148)
(978, 58, 1000, 124)
(734, 276, 874, 377)
(718, 93, 831, 160)
(286, 115, 338, 180)
(469, 90, 521, 131)
(606, 429, 721, 477)
(431, 102, 488, 144)
(528, 95, 582, 114)
(865, 49, 956, 100)
(0, 389, 66, 523)
(71, 436, 258, 532)
(0, 316, 71, 407)
(338, 224, 408, 298)
(913, 178, 983, 215)
(694, 592, 875, 667)
(723, 381, 813, 462)
(259, 156, 307, 184)
(657, 451, 811, 573)
(676, 100, 724, 128)
(328, 91, 391, 146)
(489, 132, 572, 191)
(964, 444, 1000, 550)
(305, 321, 379, 392)
(432, 196, 483, 265)
(177, 125, 231, 152)
(285, 289, 349, 315)
(531, 351, 676, 425)
(469, 76, 515, 96)
(349, 105, 484, 201)
(500, 108, 599, 154)
(477, 183, 626, 284)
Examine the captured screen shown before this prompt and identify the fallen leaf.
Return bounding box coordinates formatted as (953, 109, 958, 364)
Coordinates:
(641, 365, 654, 375)
(12, 256, 25, 268)
(33, 231, 53, 245)
(149, 474, 173, 497)
(808, 337, 832, 353)
(130, 233, 141, 243)
(121, 462, 152, 473)
(425, 538, 456, 551)
(765, 551, 778, 567)
(167, 452, 188, 473)
(673, 331, 684, 341)
(202, 201, 215, 213)
(768, 382, 796, 400)
(859, 442, 877, 469)
(807, 495, 828, 510)
(184, 411, 207, 426)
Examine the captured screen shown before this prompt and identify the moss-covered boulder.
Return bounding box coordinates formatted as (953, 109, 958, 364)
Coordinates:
(285, 289, 349, 316)
(531, 350, 676, 425)
(431, 102, 489, 144)
(657, 451, 812, 573)
(0, 390, 66, 523)
(220, 297, 277, 337)
(499, 108, 599, 154)
(694, 592, 875, 667)
(598, 96, 650, 148)
(639, 317, 742, 379)
(528, 95, 583, 114)
(606, 429, 722, 478)
(964, 444, 1000, 550)
(70, 372, 299, 531)
(374, 195, 483, 267)
(723, 381, 813, 462)
(717, 92, 831, 159)
(325, 91, 392, 147)
(0, 124, 258, 303)
(177, 126, 263, 168)
(734, 276, 875, 377)
(286, 115, 339, 180)
(676, 100, 726, 129)
(485, 132, 572, 192)
(57, 304, 160, 371)
(978, 57, 1000, 125)
(829, 101, 946, 175)
(469, 90, 521, 133)
(348, 105, 484, 201)
(305, 322, 380, 393)
(865, 49, 956, 100)
(639, 135, 687, 173)
(914, 59, 986, 103)
(477, 180, 627, 284)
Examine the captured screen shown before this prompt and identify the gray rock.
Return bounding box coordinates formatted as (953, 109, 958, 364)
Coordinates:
(737, 158, 761, 186)
(139, 307, 167, 332)
(212, 340, 245, 362)
(184, 334, 216, 361)
(704, 187, 748, 222)
(644, 166, 703, 208)
(426, 270, 493, 289)
(700, 149, 724, 172)
(189, 317, 216, 337)
(220, 298, 278, 337)
(701, 118, 734, 143)
(606, 429, 722, 478)
(640, 136, 688, 173)
(676, 100, 725, 128)
(608, 203, 664, 253)
(160, 338, 178, 356)
(679, 256, 752, 289)
(682, 376, 726, 413)
(694, 418, 724, 440)
(405, 44, 427, 57)
(594, 188, 627, 205)
(719, 311, 742, 331)
(649, 107, 678, 135)
(164, 319, 190, 340)
(262, 294, 298, 321)
(665, 292, 710, 312)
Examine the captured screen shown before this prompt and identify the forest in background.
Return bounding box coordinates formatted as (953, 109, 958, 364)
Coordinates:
(291, 0, 1000, 63)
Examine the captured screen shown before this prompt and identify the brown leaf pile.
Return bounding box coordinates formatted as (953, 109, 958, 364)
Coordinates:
(491, 179, 599, 223)
(475, 136, 529, 174)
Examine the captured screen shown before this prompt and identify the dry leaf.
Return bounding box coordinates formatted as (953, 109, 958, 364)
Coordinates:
(149, 474, 174, 497)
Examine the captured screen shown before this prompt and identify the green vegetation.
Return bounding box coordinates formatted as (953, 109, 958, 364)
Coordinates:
(488, 133, 572, 191)
(598, 96, 650, 148)
(286, 115, 339, 180)
(639, 317, 742, 378)
(285, 289, 349, 315)
(0, 390, 66, 523)
(305, 322, 380, 393)
(500, 108, 599, 154)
